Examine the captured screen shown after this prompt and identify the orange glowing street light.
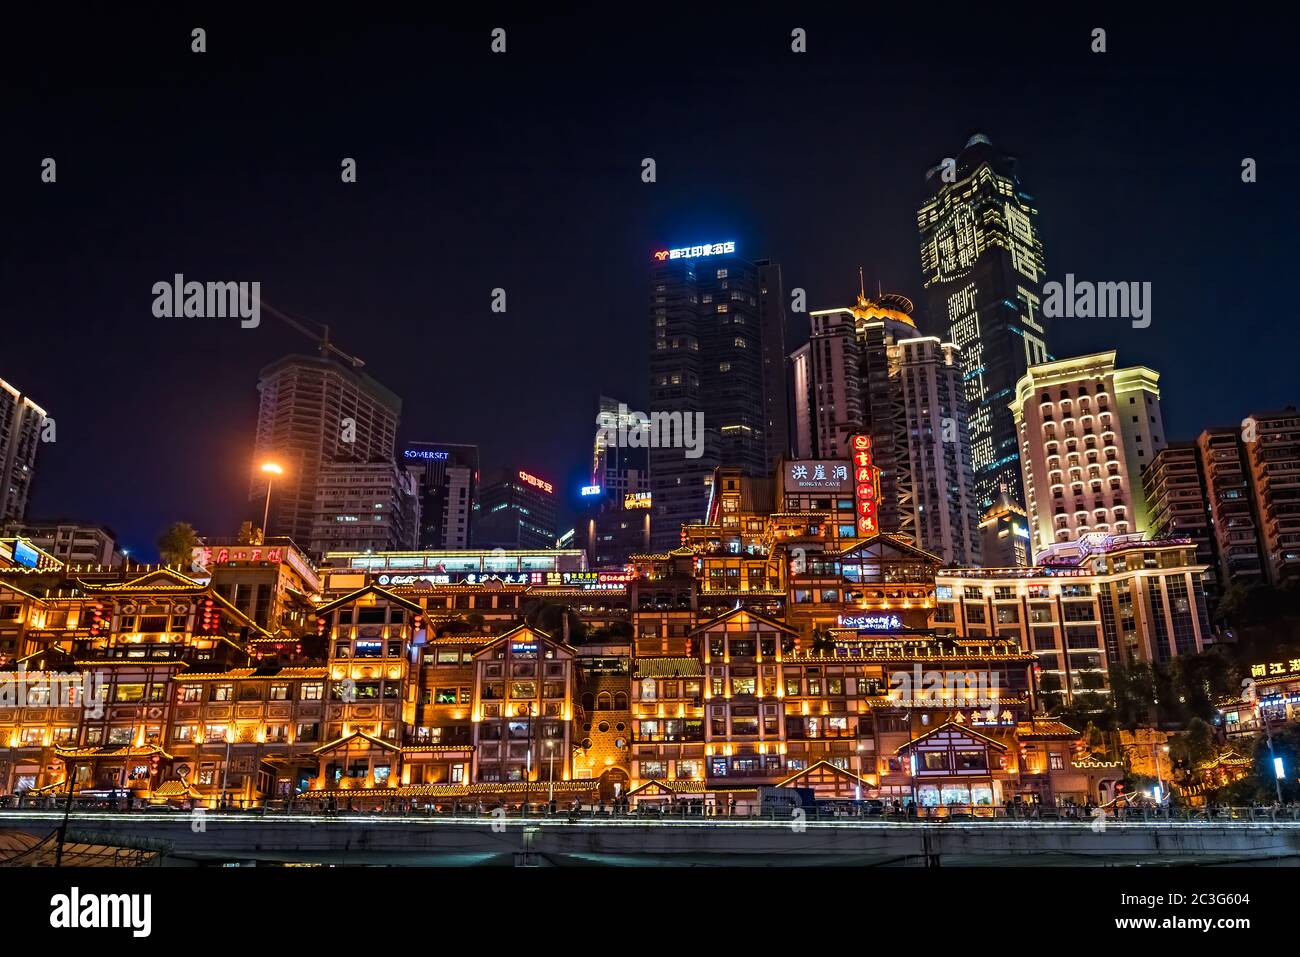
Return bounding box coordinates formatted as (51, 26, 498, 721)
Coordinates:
(260, 462, 283, 535)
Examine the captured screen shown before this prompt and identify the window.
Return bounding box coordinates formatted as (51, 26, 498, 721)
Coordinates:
(954, 750, 987, 771)
(922, 751, 948, 770)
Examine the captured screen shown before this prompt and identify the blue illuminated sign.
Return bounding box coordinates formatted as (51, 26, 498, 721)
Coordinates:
(13, 540, 39, 568)
(580, 485, 602, 497)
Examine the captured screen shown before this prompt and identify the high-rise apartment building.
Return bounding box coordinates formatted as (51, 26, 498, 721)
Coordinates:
(789, 291, 979, 563)
(1011, 351, 1165, 555)
(1196, 427, 1268, 591)
(918, 134, 1049, 515)
(1143, 442, 1219, 602)
(648, 242, 787, 550)
(251, 355, 401, 546)
(308, 461, 420, 556)
(893, 337, 981, 565)
(0, 377, 46, 523)
(474, 469, 558, 550)
(402, 442, 479, 550)
(1242, 408, 1300, 585)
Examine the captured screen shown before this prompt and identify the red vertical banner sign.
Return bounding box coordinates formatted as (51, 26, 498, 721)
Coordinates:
(851, 433, 882, 537)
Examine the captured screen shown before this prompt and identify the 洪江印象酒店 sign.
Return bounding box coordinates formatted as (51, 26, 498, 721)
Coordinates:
(652, 241, 736, 261)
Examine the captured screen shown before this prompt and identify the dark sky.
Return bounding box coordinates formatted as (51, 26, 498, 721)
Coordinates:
(6, 4, 1297, 559)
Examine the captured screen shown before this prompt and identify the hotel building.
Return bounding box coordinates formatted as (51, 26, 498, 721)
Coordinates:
(402, 442, 479, 550)
(1010, 351, 1165, 555)
(648, 243, 788, 551)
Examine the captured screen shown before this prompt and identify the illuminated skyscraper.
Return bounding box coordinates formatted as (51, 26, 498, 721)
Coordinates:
(789, 288, 979, 563)
(474, 468, 558, 550)
(647, 242, 788, 550)
(918, 134, 1049, 515)
(1010, 351, 1165, 555)
(403, 441, 479, 549)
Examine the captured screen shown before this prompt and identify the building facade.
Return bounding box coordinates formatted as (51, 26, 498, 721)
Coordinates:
(0, 521, 122, 567)
(917, 134, 1049, 516)
(1197, 426, 1268, 590)
(402, 442, 478, 551)
(251, 355, 401, 546)
(308, 460, 420, 557)
(474, 469, 558, 550)
(1143, 442, 1219, 604)
(0, 377, 46, 524)
(1242, 408, 1300, 585)
(648, 243, 787, 551)
(789, 292, 979, 563)
(1011, 351, 1165, 554)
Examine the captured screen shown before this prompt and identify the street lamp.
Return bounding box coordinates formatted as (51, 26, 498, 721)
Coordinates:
(547, 738, 556, 804)
(220, 725, 233, 809)
(259, 462, 283, 536)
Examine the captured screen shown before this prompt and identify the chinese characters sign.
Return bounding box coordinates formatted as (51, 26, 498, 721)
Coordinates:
(784, 460, 851, 493)
(837, 614, 902, 631)
(518, 470, 553, 494)
(652, 241, 736, 262)
(850, 434, 882, 537)
(1251, 660, 1300, 679)
(624, 491, 652, 509)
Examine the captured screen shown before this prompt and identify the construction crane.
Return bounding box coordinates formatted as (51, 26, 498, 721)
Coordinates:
(259, 299, 366, 369)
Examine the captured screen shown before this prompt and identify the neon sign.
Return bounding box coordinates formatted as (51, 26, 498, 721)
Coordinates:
(624, 491, 652, 510)
(850, 434, 882, 537)
(404, 449, 450, 461)
(652, 241, 736, 262)
(580, 485, 602, 497)
(838, 614, 902, 631)
(518, 470, 553, 494)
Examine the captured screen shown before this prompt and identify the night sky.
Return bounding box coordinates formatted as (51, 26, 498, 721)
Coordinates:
(6, 5, 1296, 559)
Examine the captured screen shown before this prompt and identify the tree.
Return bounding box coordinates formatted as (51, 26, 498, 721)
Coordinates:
(157, 522, 200, 567)
(236, 521, 263, 545)
(1108, 662, 1156, 728)
(1169, 716, 1216, 772)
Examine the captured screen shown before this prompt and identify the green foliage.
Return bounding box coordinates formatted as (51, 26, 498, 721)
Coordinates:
(157, 522, 200, 567)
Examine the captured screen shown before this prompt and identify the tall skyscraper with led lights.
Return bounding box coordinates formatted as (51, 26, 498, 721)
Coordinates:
(647, 242, 788, 550)
(918, 134, 1049, 517)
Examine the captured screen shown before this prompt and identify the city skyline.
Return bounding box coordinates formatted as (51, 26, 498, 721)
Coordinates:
(8, 8, 1297, 559)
